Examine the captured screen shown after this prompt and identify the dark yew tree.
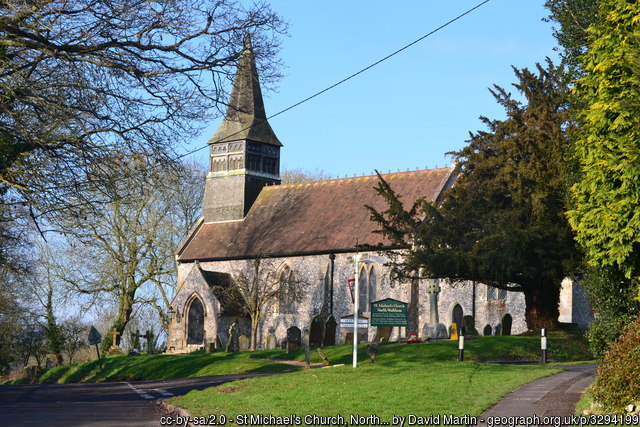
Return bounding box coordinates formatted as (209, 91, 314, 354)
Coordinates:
(369, 60, 581, 330)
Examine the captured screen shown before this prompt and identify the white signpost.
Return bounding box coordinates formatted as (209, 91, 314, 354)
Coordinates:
(346, 253, 389, 368)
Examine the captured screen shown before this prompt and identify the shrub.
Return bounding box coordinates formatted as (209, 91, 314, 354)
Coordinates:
(586, 314, 636, 360)
(582, 267, 640, 359)
(591, 317, 640, 413)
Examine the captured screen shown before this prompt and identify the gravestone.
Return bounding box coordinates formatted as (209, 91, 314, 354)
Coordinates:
(344, 332, 365, 345)
(238, 335, 250, 351)
(462, 315, 479, 336)
(317, 348, 330, 365)
(303, 328, 311, 369)
(265, 334, 277, 350)
(501, 314, 513, 336)
(309, 315, 324, 347)
(483, 325, 493, 336)
(286, 326, 301, 352)
(367, 343, 379, 364)
(495, 323, 502, 336)
(130, 330, 140, 351)
(144, 330, 155, 355)
(226, 321, 238, 352)
(323, 316, 337, 346)
(217, 333, 228, 351)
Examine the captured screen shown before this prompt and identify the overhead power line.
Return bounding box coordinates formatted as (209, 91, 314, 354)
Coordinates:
(180, 0, 492, 159)
(27, 0, 493, 211)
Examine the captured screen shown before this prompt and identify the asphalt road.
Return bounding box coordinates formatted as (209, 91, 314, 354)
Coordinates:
(0, 373, 276, 427)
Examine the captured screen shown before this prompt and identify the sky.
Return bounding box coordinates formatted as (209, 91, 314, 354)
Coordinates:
(186, 0, 561, 178)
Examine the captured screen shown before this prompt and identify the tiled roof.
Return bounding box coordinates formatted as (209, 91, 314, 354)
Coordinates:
(177, 167, 456, 261)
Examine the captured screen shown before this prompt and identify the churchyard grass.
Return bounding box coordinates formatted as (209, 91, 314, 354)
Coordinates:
(17, 328, 591, 385)
(255, 328, 593, 365)
(169, 358, 561, 421)
(169, 331, 592, 421)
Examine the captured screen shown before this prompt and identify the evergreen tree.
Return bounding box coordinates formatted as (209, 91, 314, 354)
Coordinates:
(544, 0, 600, 72)
(369, 61, 580, 329)
(567, 0, 640, 297)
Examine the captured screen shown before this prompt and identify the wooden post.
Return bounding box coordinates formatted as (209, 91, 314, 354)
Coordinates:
(95, 343, 103, 369)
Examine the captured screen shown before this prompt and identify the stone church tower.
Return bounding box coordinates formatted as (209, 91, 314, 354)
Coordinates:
(203, 34, 282, 223)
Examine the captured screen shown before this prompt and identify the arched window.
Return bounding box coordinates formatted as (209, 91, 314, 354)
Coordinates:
(368, 267, 377, 306)
(358, 267, 367, 313)
(279, 266, 295, 314)
(355, 264, 378, 313)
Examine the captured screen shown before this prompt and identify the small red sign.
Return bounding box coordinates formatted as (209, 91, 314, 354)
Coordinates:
(347, 279, 355, 303)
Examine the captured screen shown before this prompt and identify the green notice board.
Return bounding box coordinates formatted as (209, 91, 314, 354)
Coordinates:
(370, 298, 408, 327)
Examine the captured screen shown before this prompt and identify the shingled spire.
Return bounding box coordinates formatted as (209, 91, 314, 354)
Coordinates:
(202, 33, 282, 223)
(210, 34, 281, 146)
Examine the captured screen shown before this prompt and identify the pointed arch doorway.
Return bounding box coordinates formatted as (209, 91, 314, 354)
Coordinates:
(187, 297, 205, 345)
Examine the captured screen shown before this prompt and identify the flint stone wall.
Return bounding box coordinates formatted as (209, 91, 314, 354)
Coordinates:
(168, 252, 533, 352)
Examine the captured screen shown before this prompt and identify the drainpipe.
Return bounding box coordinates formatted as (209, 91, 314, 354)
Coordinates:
(329, 254, 336, 314)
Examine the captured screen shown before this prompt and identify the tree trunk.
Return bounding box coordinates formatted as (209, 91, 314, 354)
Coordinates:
(407, 277, 420, 337)
(102, 290, 135, 352)
(523, 283, 561, 330)
(45, 288, 64, 366)
(250, 315, 259, 351)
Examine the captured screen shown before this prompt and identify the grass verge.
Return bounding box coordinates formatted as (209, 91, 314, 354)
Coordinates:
(34, 350, 300, 384)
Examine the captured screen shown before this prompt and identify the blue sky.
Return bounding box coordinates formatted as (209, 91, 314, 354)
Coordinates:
(187, 0, 560, 177)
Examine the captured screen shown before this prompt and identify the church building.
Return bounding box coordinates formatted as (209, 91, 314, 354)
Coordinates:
(167, 36, 588, 353)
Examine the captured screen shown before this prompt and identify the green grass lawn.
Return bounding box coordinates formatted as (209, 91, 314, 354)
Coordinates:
(169, 338, 572, 423)
(172, 363, 562, 422)
(34, 350, 300, 384)
(254, 328, 593, 365)
(17, 328, 590, 385)
(169, 331, 592, 422)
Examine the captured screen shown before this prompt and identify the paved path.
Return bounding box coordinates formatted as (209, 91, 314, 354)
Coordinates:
(477, 364, 597, 427)
(0, 373, 276, 427)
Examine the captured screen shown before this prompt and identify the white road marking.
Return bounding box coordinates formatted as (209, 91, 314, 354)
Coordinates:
(155, 389, 174, 397)
(125, 382, 158, 400)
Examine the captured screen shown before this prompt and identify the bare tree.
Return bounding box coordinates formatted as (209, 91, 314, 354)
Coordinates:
(216, 259, 305, 351)
(60, 317, 88, 365)
(281, 168, 332, 184)
(13, 317, 48, 368)
(0, 0, 285, 231)
(43, 156, 203, 349)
